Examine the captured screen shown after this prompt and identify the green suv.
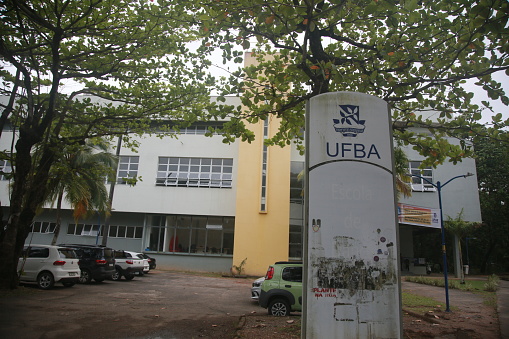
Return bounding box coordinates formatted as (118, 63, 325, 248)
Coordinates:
(259, 261, 303, 316)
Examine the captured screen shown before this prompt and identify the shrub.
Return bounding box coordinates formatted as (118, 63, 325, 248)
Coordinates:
(484, 274, 500, 292)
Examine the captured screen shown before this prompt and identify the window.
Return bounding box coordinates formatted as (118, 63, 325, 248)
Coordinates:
(147, 215, 166, 252)
(156, 157, 233, 188)
(282, 266, 303, 282)
(409, 161, 435, 192)
(117, 156, 139, 184)
(0, 159, 12, 181)
(145, 214, 235, 255)
(67, 223, 142, 238)
(30, 222, 56, 233)
(154, 122, 225, 135)
(290, 161, 304, 204)
(27, 247, 50, 258)
(289, 161, 305, 259)
(260, 118, 269, 212)
(2, 121, 15, 132)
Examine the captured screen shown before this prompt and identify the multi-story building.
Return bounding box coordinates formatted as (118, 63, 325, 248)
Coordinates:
(0, 55, 481, 278)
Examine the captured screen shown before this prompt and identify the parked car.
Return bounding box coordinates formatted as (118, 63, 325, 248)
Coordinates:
(18, 244, 80, 289)
(259, 261, 303, 316)
(58, 244, 116, 283)
(127, 251, 150, 275)
(111, 250, 144, 280)
(141, 253, 156, 270)
(251, 277, 265, 301)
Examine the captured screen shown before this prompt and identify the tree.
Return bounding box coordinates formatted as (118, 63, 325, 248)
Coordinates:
(0, 0, 230, 289)
(473, 133, 509, 273)
(444, 210, 479, 283)
(195, 0, 509, 162)
(43, 140, 118, 245)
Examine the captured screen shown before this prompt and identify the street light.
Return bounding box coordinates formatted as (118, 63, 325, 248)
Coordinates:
(407, 172, 474, 312)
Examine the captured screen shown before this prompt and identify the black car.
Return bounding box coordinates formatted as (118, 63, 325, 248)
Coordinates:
(58, 244, 116, 283)
(140, 253, 156, 270)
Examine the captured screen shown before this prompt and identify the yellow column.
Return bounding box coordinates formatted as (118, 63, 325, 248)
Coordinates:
(233, 117, 291, 276)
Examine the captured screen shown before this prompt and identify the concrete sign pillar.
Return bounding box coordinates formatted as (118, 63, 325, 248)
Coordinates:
(303, 92, 402, 338)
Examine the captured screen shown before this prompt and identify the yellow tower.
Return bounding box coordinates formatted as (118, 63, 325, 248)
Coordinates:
(232, 52, 292, 276)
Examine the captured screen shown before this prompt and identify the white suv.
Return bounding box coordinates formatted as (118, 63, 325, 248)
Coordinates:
(18, 244, 80, 289)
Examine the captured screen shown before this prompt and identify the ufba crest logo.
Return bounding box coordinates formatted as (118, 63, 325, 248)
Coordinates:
(333, 105, 366, 137)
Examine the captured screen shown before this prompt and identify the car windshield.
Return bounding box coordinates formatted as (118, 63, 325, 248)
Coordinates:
(58, 249, 78, 259)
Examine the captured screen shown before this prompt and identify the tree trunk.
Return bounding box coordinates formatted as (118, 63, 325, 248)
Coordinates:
(0, 138, 55, 289)
(51, 192, 64, 246)
(0, 136, 34, 289)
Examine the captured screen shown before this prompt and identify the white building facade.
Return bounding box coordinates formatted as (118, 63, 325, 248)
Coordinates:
(0, 98, 482, 277)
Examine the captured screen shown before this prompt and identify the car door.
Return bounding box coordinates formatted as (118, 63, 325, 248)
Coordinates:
(18, 246, 50, 281)
(281, 266, 303, 311)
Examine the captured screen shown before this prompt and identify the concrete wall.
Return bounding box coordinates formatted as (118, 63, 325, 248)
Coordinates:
(399, 131, 481, 223)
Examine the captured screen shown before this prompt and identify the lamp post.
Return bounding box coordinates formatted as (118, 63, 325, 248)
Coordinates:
(408, 172, 474, 312)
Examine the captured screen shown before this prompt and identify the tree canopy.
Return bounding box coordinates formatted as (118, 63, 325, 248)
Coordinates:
(1, 0, 508, 289)
(472, 133, 509, 273)
(0, 0, 230, 289)
(195, 0, 509, 164)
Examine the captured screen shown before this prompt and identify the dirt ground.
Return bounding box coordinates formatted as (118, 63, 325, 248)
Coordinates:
(0, 272, 500, 339)
(233, 280, 500, 339)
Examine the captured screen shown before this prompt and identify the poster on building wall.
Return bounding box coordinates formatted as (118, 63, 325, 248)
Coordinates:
(304, 92, 402, 338)
(398, 203, 441, 228)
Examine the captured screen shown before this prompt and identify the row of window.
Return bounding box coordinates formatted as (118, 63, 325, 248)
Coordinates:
(117, 156, 233, 188)
(28, 214, 235, 257)
(2, 155, 233, 190)
(31, 222, 56, 233)
(30, 221, 143, 239)
(67, 224, 143, 239)
(3, 156, 432, 194)
(146, 215, 234, 255)
(155, 157, 233, 188)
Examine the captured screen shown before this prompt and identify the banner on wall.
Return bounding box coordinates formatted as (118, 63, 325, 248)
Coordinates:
(398, 203, 441, 229)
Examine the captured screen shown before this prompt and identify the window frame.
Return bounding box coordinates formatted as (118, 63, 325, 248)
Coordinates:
(409, 161, 436, 192)
(117, 155, 140, 185)
(156, 157, 233, 188)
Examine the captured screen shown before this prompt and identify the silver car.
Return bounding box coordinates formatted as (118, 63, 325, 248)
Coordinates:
(251, 277, 265, 300)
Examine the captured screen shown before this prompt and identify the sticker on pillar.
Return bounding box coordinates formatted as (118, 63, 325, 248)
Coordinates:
(312, 219, 321, 232)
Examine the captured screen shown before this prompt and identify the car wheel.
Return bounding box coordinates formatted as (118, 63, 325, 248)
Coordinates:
(111, 268, 122, 281)
(268, 298, 290, 316)
(79, 269, 92, 284)
(124, 273, 135, 281)
(37, 272, 55, 290)
(62, 281, 75, 287)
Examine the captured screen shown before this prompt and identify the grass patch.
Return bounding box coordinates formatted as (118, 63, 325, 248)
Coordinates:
(402, 291, 447, 313)
(405, 275, 500, 292)
(405, 275, 499, 310)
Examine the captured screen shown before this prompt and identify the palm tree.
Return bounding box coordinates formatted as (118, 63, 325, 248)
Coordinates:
(394, 147, 412, 199)
(43, 140, 118, 245)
